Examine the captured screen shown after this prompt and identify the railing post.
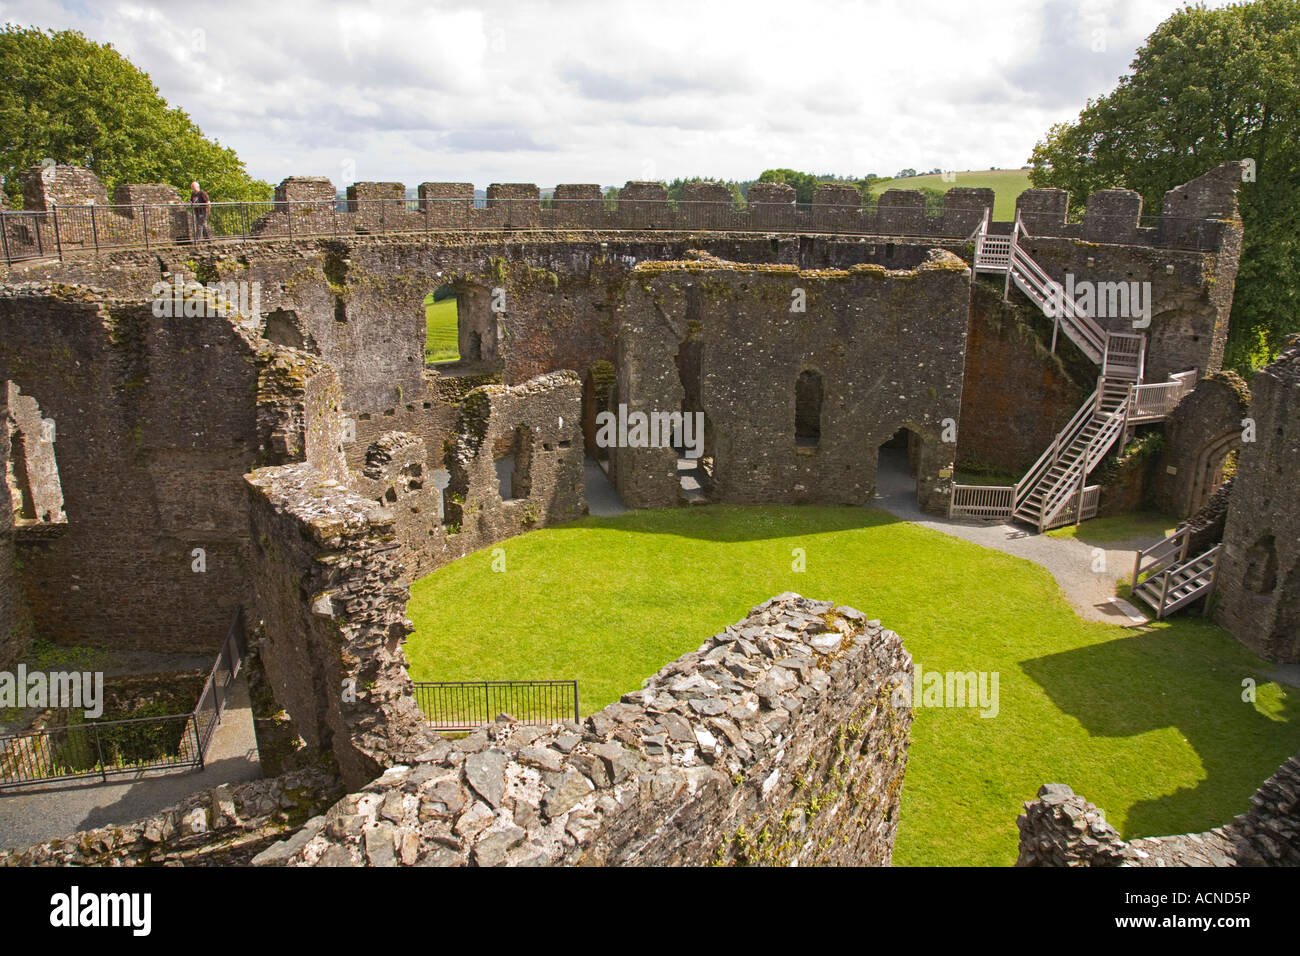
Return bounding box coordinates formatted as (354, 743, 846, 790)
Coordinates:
(92, 722, 107, 783)
(287, 200, 293, 243)
(90, 204, 99, 253)
(194, 714, 206, 770)
(1202, 547, 1223, 614)
(142, 204, 150, 251)
(0, 210, 10, 265)
(572, 681, 580, 724)
(51, 203, 63, 261)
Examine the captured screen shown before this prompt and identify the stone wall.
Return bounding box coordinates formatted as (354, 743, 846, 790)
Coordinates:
(1214, 339, 1300, 662)
(0, 381, 66, 667)
(611, 252, 970, 512)
(20, 164, 109, 210)
(956, 283, 1088, 475)
(0, 396, 30, 669)
(254, 593, 913, 867)
(1012, 234, 1237, 380)
(0, 284, 275, 652)
(1016, 748, 1300, 866)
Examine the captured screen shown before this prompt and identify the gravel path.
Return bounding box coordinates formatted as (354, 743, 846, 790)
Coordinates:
(874, 448, 1160, 626)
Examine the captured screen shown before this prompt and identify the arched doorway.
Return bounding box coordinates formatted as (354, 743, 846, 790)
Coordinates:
(1186, 429, 1240, 515)
(875, 426, 921, 504)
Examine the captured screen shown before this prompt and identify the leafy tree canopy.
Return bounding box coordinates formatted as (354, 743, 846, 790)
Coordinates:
(1028, 0, 1300, 372)
(0, 25, 272, 205)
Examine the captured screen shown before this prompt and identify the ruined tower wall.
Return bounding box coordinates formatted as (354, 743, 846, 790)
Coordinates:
(1213, 339, 1300, 662)
(246, 462, 429, 789)
(0, 285, 339, 653)
(613, 253, 970, 512)
(0, 287, 264, 651)
(349, 372, 587, 581)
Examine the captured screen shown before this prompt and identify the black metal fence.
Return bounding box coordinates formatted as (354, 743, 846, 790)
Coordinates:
(411, 680, 579, 732)
(0, 197, 1228, 264)
(0, 609, 246, 790)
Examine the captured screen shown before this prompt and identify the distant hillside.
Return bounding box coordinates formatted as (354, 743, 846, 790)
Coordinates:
(868, 169, 1032, 221)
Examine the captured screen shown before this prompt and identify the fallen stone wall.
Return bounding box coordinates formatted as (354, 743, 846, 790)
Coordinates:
(1016, 748, 1300, 866)
(0, 766, 342, 867)
(254, 593, 913, 867)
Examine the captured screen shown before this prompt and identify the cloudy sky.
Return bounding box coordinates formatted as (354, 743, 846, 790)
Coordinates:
(2, 0, 1231, 190)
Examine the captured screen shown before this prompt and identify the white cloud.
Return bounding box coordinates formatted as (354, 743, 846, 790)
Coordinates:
(0, 0, 1235, 190)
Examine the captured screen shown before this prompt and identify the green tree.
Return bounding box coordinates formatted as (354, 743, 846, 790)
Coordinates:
(1027, 0, 1300, 373)
(757, 168, 823, 205)
(665, 177, 746, 205)
(0, 25, 272, 205)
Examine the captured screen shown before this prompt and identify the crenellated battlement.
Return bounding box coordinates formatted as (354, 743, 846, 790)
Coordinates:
(1, 162, 1247, 265)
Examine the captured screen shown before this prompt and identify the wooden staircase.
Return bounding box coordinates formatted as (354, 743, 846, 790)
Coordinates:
(1130, 525, 1223, 619)
(949, 211, 1200, 531)
(1010, 377, 1132, 531)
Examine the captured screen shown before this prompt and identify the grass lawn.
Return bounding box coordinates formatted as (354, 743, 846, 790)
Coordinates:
(424, 294, 459, 363)
(405, 504, 1298, 866)
(1045, 511, 1179, 545)
(868, 168, 1033, 221)
(954, 468, 1020, 486)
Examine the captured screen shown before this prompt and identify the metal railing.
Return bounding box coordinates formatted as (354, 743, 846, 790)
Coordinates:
(411, 679, 579, 732)
(0, 608, 246, 790)
(0, 196, 1229, 265)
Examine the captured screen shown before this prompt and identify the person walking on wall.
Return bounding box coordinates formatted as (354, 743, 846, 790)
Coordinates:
(190, 181, 212, 241)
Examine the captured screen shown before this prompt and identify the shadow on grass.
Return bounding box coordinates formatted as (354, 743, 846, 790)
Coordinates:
(1020, 623, 1300, 840)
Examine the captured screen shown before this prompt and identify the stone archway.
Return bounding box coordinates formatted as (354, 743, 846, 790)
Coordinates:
(1186, 429, 1240, 516)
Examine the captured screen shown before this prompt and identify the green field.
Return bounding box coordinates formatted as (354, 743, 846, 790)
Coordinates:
(424, 294, 459, 363)
(405, 504, 1298, 866)
(868, 168, 1033, 221)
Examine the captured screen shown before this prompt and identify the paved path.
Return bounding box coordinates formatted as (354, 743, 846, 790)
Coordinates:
(584, 458, 628, 517)
(0, 674, 261, 851)
(873, 448, 1161, 625)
